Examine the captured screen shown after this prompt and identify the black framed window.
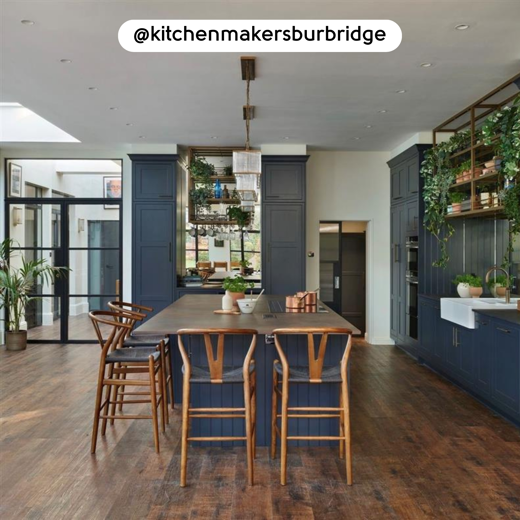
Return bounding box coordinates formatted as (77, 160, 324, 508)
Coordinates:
(185, 227, 209, 268)
(4, 159, 123, 343)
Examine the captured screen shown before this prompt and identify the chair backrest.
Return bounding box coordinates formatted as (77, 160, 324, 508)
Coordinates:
(213, 261, 228, 271)
(177, 328, 258, 383)
(107, 301, 148, 340)
(89, 310, 135, 360)
(272, 328, 353, 383)
(197, 261, 212, 270)
(230, 261, 241, 270)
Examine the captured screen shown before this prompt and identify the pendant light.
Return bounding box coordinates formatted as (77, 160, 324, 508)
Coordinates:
(233, 56, 261, 212)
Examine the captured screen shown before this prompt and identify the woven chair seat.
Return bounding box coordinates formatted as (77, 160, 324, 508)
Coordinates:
(105, 348, 160, 364)
(125, 335, 169, 347)
(274, 362, 342, 383)
(183, 362, 255, 383)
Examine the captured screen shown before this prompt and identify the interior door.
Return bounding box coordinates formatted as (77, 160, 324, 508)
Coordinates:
(341, 232, 366, 334)
(319, 222, 341, 313)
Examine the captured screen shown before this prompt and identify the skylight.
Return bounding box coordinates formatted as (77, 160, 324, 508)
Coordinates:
(0, 103, 79, 143)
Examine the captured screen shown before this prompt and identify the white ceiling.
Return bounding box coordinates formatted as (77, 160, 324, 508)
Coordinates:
(1, 0, 519, 151)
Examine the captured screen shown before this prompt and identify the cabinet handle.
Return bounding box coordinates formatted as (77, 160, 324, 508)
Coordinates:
(497, 327, 511, 334)
(268, 243, 271, 263)
(393, 244, 399, 263)
(452, 327, 455, 347)
(169, 242, 172, 262)
(159, 195, 172, 198)
(454, 328, 460, 347)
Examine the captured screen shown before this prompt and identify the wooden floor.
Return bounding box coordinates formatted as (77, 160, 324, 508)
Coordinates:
(1, 340, 520, 520)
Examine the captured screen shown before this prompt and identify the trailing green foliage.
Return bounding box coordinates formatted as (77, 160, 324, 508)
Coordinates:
(0, 239, 69, 332)
(189, 157, 215, 210)
(227, 206, 250, 228)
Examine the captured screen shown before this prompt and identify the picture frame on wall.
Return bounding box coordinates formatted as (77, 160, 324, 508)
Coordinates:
(214, 239, 224, 248)
(9, 163, 22, 197)
(103, 176, 121, 209)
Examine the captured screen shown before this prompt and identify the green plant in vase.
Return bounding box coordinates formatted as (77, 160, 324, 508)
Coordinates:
(222, 275, 255, 309)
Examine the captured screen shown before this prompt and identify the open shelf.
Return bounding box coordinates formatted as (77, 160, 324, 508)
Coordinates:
(447, 205, 505, 219)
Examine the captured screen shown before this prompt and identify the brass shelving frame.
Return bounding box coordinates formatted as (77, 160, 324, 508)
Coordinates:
(433, 72, 520, 218)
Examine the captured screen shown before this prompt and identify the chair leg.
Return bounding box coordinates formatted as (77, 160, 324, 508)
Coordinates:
(180, 375, 191, 487)
(270, 368, 278, 460)
(251, 370, 257, 460)
(244, 374, 254, 486)
(341, 379, 352, 485)
(158, 343, 169, 427)
(280, 377, 289, 486)
(91, 364, 106, 454)
(109, 364, 121, 425)
(148, 357, 160, 454)
(101, 363, 114, 436)
(118, 371, 127, 412)
(339, 385, 344, 460)
(166, 347, 175, 410)
(158, 359, 166, 433)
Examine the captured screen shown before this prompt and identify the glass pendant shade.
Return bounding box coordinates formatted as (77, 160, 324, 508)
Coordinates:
(233, 150, 261, 207)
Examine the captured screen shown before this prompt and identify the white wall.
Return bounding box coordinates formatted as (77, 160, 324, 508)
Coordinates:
(306, 151, 392, 345)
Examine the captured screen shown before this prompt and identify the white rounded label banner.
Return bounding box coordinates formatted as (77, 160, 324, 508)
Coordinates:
(118, 20, 402, 53)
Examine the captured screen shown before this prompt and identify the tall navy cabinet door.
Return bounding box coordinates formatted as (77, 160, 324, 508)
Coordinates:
(133, 161, 175, 200)
(263, 162, 305, 202)
(133, 204, 174, 315)
(263, 204, 304, 295)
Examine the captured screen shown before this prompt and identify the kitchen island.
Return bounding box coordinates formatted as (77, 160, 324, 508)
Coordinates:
(136, 294, 360, 446)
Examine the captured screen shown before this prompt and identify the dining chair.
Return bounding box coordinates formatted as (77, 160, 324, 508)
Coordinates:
(196, 261, 212, 270)
(89, 310, 166, 454)
(108, 301, 174, 411)
(230, 261, 241, 270)
(177, 328, 258, 487)
(270, 327, 353, 485)
(213, 261, 229, 271)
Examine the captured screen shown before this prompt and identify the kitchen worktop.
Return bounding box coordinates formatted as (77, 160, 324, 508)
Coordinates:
(136, 294, 361, 336)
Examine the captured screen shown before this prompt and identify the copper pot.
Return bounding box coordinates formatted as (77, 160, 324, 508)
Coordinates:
(297, 291, 318, 306)
(286, 295, 304, 311)
(304, 304, 317, 313)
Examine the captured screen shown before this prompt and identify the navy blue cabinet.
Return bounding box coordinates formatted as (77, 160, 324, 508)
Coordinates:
(491, 321, 520, 416)
(130, 154, 178, 318)
(261, 156, 308, 295)
(418, 299, 520, 425)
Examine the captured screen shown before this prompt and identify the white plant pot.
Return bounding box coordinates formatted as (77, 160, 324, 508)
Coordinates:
(457, 283, 471, 298)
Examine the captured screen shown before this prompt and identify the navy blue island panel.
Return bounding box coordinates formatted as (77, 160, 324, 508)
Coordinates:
(135, 295, 360, 447)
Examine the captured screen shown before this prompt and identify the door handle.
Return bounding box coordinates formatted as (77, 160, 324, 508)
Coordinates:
(267, 243, 271, 263)
(169, 242, 172, 262)
(334, 276, 340, 289)
(454, 328, 460, 347)
(393, 244, 399, 263)
(497, 327, 511, 334)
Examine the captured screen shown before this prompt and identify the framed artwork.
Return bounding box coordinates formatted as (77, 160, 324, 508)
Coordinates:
(103, 176, 122, 209)
(214, 239, 224, 248)
(9, 163, 22, 197)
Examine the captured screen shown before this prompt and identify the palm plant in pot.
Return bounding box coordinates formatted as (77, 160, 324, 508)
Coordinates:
(0, 239, 69, 351)
(222, 276, 255, 310)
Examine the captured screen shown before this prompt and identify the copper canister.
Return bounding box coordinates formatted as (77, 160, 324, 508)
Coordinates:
(304, 304, 317, 313)
(286, 295, 304, 312)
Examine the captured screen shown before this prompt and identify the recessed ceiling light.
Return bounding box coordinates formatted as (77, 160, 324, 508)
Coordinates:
(378, 109, 388, 114)
(455, 24, 470, 30)
(60, 59, 72, 64)
(420, 62, 433, 68)
(139, 135, 145, 139)
(353, 137, 360, 141)
(88, 86, 97, 91)
(126, 123, 133, 126)
(283, 136, 290, 140)
(396, 90, 407, 94)
(211, 136, 218, 139)
(21, 20, 35, 25)
(109, 107, 118, 111)
(366, 125, 373, 129)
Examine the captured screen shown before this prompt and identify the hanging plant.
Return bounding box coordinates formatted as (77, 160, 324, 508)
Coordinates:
(421, 129, 471, 268)
(188, 157, 216, 211)
(481, 95, 520, 268)
(227, 206, 249, 228)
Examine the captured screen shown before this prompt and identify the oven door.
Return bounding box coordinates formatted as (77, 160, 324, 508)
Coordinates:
(406, 277, 418, 340)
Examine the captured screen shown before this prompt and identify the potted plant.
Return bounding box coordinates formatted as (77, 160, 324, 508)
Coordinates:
(227, 206, 250, 228)
(449, 192, 465, 213)
(189, 157, 215, 214)
(452, 274, 473, 298)
(223, 165, 233, 177)
(222, 275, 255, 310)
(468, 275, 483, 298)
(239, 259, 254, 276)
(456, 160, 472, 183)
(487, 274, 515, 298)
(0, 239, 69, 351)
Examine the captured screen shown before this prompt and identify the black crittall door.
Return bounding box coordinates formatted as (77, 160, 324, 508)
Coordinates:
(319, 222, 341, 313)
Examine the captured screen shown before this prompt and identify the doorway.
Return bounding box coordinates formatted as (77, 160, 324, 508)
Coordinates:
(319, 221, 367, 334)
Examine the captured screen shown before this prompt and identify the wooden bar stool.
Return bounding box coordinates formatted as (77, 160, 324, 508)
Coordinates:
(177, 328, 258, 487)
(270, 327, 353, 486)
(108, 301, 174, 411)
(90, 311, 166, 454)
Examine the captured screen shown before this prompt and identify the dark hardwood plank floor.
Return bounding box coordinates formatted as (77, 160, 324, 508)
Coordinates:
(1, 340, 519, 519)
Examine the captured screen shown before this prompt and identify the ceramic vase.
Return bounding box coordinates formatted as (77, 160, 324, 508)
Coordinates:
(457, 283, 471, 298)
(469, 287, 483, 298)
(222, 291, 233, 311)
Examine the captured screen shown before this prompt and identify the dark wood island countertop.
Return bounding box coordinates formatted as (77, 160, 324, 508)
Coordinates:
(135, 294, 361, 336)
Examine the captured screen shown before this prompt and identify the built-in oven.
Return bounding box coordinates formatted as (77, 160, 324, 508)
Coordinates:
(405, 236, 419, 340)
